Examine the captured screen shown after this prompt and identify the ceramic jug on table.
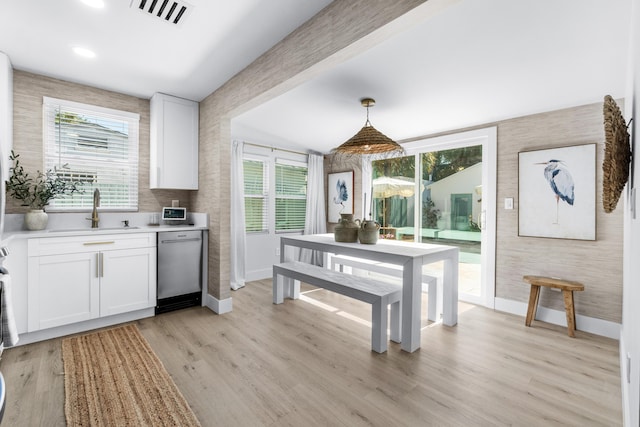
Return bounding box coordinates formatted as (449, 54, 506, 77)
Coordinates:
(358, 220, 380, 244)
(334, 213, 360, 242)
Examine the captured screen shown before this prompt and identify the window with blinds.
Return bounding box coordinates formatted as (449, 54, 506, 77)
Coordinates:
(275, 161, 307, 232)
(43, 97, 140, 211)
(243, 159, 268, 232)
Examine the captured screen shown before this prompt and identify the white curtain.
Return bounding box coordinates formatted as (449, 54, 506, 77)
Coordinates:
(230, 140, 246, 290)
(361, 156, 373, 220)
(300, 153, 327, 265)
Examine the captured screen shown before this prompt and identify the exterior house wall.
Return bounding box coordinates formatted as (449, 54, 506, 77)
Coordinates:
(427, 162, 482, 230)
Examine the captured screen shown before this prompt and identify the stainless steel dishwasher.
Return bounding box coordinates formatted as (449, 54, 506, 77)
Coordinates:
(156, 230, 202, 314)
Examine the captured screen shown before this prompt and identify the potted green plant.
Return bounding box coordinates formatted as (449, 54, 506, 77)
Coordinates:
(5, 150, 85, 230)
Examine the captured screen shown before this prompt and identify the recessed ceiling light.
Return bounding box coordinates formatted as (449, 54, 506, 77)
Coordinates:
(81, 0, 104, 8)
(73, 47, 96, 59)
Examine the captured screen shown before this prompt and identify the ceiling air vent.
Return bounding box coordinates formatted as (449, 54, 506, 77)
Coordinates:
(130, 0, 193, 26)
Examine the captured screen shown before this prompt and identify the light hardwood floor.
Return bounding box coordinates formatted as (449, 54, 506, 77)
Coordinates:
(1, 279, 622, 426)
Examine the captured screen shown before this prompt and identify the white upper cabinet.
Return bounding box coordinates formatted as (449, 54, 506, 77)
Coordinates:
(150, 93, 199, 190)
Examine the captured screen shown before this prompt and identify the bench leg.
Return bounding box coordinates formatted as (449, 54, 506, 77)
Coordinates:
(390, 300, 401, 343)
(272, 270, 284, 304)
(525, 284, 540, 327)
(371, 299, 388, 353)
(563, 290, 577, 337)
(291, 279, 300, 299)
(282, 277, 300, 300)
(330, 258, 345, 273)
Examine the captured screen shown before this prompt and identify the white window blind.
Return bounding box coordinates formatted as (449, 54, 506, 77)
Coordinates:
(43, 97, 139, 211)
(243, 159, 268, 232)
(275, 161, 307, 232)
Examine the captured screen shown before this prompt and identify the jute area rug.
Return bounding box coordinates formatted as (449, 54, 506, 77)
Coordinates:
(62, 324, 201, 427)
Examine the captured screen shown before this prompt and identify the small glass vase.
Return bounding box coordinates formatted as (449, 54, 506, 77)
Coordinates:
(24, 209, 48, 231)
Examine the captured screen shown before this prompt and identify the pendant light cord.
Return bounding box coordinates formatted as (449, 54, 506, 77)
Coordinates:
(365, 103, 371, 126)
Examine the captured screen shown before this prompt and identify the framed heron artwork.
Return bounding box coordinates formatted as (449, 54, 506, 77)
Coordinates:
(518, 143, 596, 240)
(327, 170, 354, 223)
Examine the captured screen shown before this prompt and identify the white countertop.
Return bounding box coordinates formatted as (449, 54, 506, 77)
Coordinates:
(3, 224, 208, 240)
(2, 212, 209, 243)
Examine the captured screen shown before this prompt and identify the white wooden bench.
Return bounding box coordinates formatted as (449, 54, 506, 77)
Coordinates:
(329, 254, 443, 322)
(273, 261, 401, 353)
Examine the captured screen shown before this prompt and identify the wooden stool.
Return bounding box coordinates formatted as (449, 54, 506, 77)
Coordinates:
(523, 275, 585, 337)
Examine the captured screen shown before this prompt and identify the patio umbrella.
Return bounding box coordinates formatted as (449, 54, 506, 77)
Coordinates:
(372, 176, 422, 228)
(372, 176, 418, 198)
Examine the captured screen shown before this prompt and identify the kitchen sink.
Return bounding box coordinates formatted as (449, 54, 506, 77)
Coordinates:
(48, 227, 140, 232)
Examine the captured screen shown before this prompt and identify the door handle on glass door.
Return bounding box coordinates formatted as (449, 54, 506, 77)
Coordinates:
(478, 211, 486, 230)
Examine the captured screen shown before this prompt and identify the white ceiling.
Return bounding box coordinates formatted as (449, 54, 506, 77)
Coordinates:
(0, 1, 633, 156)
(0, 0, 332, 101)
(232, 0, 633, 154)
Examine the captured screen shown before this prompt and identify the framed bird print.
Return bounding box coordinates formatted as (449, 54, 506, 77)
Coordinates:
(327, 170, 354, 223)
(518, 143, 596, 240)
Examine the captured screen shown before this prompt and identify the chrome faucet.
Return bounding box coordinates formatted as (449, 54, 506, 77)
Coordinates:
(88, 188, 100, 228)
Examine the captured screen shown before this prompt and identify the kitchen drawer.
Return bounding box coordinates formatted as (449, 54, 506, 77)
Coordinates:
(27, 233, 156, 257)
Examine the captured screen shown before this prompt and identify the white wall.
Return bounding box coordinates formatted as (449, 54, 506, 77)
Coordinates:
(621, 1, 640, 425)
(0, 52, 12, 238)
(0, 52, 12, 179)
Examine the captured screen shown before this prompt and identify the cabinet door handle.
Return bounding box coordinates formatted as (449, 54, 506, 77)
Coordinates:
(84, 241, 115, 246)
(160, 238, 201, 244)
(100, 253, 104, 278)
(96, 253, 100, 278)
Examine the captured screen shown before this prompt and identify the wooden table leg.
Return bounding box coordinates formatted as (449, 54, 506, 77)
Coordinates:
(525, 285, 540, 327)
(563, 290, 577, 337)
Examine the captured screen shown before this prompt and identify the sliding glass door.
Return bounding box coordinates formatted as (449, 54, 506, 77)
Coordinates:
(419, 145, 483, 301)
(370, 128, 496, 307)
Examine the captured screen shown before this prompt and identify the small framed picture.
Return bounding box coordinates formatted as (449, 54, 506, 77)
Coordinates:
(327, 171, 354, 223)
(518, 143, 596, 240)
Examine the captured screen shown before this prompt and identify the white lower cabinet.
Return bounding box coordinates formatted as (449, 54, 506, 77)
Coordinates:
(30, 251, 99, 331)
(27, 233, 156, 332)
(100, 247, 156, 316)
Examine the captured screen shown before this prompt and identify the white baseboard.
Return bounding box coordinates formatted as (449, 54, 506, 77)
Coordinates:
(246, 268, 272, 282)
(494, 297, 620, 339)
(13, 296, 234, 347)
(205, 293, 233, 314)
(13, 308, 156, 346)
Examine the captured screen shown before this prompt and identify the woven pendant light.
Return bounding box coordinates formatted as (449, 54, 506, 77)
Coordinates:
(333, 98, 404, 155)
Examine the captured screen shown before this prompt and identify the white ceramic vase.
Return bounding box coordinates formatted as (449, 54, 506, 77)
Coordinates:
(24, 209, 48, 231)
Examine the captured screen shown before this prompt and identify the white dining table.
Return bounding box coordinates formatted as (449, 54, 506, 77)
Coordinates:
(279, 234, 459, 353)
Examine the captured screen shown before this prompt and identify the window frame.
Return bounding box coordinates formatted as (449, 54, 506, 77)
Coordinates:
(275, 158, 308, 233)
(241, 145, 308, 236)
(243, 155, 269, 234)
(42, 96, 140, 212)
